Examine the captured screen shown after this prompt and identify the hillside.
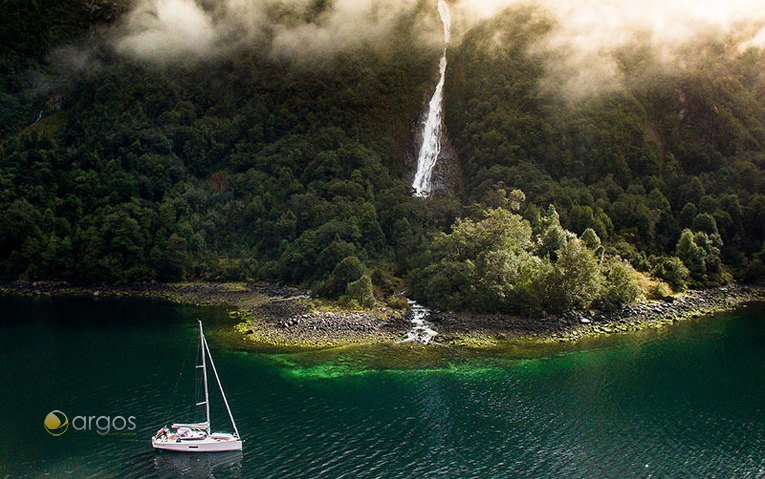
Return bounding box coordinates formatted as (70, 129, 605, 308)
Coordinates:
(0, 1, 445, 299)
(1, 1, 764, 315)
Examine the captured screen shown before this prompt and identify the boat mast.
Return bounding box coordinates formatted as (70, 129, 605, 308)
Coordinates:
(202, 335, 240, 438)
(197, 320, 211, 434)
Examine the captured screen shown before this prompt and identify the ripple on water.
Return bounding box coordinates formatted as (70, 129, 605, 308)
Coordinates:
(2, 298, 765, 478)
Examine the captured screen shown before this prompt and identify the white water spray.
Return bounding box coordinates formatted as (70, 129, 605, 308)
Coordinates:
(402, 301, 439, 345)
(412, 0, 451, 197)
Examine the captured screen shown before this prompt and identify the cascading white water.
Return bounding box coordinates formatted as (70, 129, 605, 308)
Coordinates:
(402, 300, 438, 345)
(412, 0, 451, 197)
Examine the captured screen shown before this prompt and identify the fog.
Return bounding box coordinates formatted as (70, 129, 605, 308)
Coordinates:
(104, 0, 765, 96)
(456, 0, 765, 98)
(112, 0, 439, 64)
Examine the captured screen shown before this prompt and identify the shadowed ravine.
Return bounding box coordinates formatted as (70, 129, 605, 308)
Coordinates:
(1, 296, 764, 478)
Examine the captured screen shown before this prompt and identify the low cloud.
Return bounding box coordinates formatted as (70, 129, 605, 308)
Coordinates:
(454, 0, 765, 99)
(51, 0, 765, 97)
(114, 0, 217, 62)
(110, 0, 438, 64)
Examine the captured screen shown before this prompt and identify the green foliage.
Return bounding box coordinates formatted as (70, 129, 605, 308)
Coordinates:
(410, 207, 539, 312)
(2, 2, 763, 316)
(598, 257, 644, 311)
(541, 224, 568, 261)
(343, 274, 376, 309)
(647, 281, 673, 300)
(538, 206, 567, 260)
(543, 238, 602, 313)
(0, 6, 440, 295)
(650, 256, 690, 292)
(742, 243, 765, 282)
(445, 6, 765, 285)
(580, 228, 602, 249)
(385, 294, 410, 310)
(152, 233, 189, 282)
(676, 229, 706, 278)
(676, 228, 726, 285)
(319, 256, 366, 299)
(411, 202, 641, 314)
(693, 213, 719, 237)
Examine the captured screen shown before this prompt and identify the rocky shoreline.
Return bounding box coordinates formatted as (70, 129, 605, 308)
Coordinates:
(1, 281, 762, 350)
(0, 281, 410, 349)
(432, 283, 765, 346)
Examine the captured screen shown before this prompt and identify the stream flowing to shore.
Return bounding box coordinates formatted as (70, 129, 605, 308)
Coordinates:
(2, 295, 765, 478)
(412, 0, 451, 197)
(402, 300, 438, 344)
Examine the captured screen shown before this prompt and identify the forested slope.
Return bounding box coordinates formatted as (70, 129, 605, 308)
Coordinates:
(1, 1, 764, 315)
(412, 7, 765, 312)
(1, 1, 454, 309)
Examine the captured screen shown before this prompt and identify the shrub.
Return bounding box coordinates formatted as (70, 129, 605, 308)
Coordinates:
(648, 282, 673, 300)
(345, 274, 376, 308)
(543, 239, 603, 313)
(650, 256, 690, 292)
(385, 294, 410, 310)
(598, 257, 643, 311)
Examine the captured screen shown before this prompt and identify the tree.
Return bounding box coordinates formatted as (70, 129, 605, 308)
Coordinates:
(581, 228, 602, 250)
(320, 255, 366, 299)
(152, 233, 189, 281)
(742, 242, 765, 281)
(344, 274, 376, 308)
(541, 223, 567, 260)
(411, 259, 478, 311)
(676, 228, 727, 285)
(411, 205, 541, 312)
(3, 3, 763, 307)
(477, 248, 546, 312)
(570, 205, 597, 234)
(679, 203, 698, 227)
(0, 198, 41, 259)
(693, 213, 719, 237)
(543, 238, 603, 313)
(676, 229, 706, 279)
(599, 257, 643, 310)
(651, 256, 690, 292)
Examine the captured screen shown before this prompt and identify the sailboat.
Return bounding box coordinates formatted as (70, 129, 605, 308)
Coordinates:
(152, 320, 243, 452)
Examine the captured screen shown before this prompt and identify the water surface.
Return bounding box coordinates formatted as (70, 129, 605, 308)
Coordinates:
(1, 296, 764, 478)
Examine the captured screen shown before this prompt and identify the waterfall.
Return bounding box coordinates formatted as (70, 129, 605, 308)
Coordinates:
(412, 0, 451, 198)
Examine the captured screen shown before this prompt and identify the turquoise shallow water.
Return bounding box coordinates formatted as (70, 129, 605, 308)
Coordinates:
(1, 296, 764, 478)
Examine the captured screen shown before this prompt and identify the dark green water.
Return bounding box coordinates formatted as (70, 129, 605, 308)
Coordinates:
(1, 296, 764, 478)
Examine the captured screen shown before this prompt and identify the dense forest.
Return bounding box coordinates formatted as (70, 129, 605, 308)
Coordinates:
(412, 7, 765, 312)
(1, 1, 764, 315)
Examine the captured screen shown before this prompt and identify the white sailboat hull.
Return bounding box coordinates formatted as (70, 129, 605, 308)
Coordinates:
(152, 436, 243, 453)
(153, 321, 243, 454)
